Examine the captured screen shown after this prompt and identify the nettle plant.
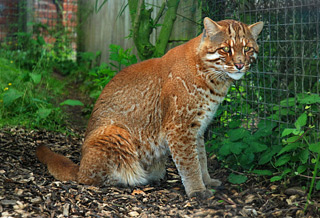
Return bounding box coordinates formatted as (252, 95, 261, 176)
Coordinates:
(207, 92, 320, 186)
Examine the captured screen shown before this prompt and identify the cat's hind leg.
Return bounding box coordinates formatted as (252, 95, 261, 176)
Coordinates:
(77, 125, 148, 186)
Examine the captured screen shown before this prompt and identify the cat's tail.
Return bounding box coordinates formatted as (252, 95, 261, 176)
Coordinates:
(36, 145, 79, 182)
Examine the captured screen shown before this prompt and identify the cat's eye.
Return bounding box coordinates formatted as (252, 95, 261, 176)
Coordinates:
(222, 46, 230, 52)
(244, 46, 250, 52)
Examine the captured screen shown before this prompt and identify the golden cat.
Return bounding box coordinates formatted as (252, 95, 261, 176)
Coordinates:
(36, 18, 263, 198)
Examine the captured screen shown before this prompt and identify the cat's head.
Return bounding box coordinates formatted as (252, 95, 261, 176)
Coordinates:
(198, 18, 263, 81)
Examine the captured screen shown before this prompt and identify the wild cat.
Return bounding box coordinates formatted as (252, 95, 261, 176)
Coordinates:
(37, 17, 263, 198)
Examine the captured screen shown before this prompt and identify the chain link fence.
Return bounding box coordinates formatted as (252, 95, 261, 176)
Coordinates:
(203, 0, 320, 144)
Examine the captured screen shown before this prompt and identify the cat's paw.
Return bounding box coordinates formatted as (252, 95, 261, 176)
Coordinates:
(204, 178, 222, 187)
(188, 189, 213, 199)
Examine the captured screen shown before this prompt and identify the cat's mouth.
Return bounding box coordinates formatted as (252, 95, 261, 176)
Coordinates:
(226, 71, 245, 80)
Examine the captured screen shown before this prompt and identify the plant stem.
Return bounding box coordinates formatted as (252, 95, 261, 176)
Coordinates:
(154, 1, 165, 26)
(304, 150, 320, 212)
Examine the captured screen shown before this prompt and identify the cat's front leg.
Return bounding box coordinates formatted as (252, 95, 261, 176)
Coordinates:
(167, 131, 213, 198)
(197, 136, 222, 187)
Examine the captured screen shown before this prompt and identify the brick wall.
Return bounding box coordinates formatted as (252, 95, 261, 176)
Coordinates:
(0, 0, 77, 50)
(0, 0, 19, 40)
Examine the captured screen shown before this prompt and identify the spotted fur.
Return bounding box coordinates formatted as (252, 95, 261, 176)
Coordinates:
(36, 18, 263, 198)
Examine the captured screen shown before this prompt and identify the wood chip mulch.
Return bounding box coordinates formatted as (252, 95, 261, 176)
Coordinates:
(1, 127, 319, 217)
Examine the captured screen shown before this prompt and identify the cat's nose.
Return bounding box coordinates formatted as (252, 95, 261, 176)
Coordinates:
(234, 63, 244, 70)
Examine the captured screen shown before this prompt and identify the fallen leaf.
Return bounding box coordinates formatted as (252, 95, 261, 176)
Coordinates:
(131, 189, 146, 196)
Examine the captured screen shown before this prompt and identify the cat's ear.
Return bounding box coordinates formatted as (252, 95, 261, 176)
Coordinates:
(203, 17, 222, 37)
(248, 21, 264, 40)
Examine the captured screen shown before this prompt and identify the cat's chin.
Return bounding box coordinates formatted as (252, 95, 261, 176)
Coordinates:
(226, 72, 245, 80)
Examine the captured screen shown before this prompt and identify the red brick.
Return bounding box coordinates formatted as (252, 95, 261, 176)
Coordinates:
(0, 17, 8, 24)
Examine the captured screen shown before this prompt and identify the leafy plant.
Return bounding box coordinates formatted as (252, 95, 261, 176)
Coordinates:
(87, 44, 137, 99)
(0, 58, 67, 131)
(207, 89, 320, 187)
(109, 44, 137, 72)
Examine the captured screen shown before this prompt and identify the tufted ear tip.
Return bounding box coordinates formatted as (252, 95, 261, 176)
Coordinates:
(248, 21, 264, 40)
(203, 17, 222, 36)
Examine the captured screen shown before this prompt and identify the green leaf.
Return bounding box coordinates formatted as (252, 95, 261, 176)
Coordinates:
(37, 108, 52, 119)
(316, 181, 320, 190)
(259, 145, 282, 165)
(228, 173, 248, 184)
(219, 142, 231, 156)
(287, 136, 300, 143)
(270, 176, 282, 182)
(227, 128, 250, 141)
(239, 152, 255, 166)
(297, 165, 307, 174)
(292, 129, 302, 135)
(37, 36, 46, 45)
(29, 73, 42, 84)
(277, 143, 300, 156)
(275, 154, 291, 167)
(272, 105, 280, 111)
(240, 103, 252, 114)
(249, 141, 268, 153)
(280, 98, 296, 107)
(254, 120, 276, 137)
(259, 150, 274, 165)
(281, 128, 295, 137)
(229, 120, 242, 129)
(274, 108, 295, 116)
(297, 93, 320, 104)
(298, 150, 309, 164)
(282, 168, 292, 175)
(309, 142, 320, 153)
(252, 170, 273, 176)
(294, 113, 307, 129)
(3, 88, 23, 106)
(60, 99, 84, 106)
(230, 142, 248, 155)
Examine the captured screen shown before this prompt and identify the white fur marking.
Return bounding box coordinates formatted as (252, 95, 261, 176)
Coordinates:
(253, 52, 258, 59)
(227, 72, 245, 80)
(206, 53, 221, 60)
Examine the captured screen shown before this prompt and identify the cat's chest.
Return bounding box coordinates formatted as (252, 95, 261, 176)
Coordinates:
(194, 87, 226, 135)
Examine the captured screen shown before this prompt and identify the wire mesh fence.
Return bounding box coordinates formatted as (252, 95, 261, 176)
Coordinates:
(0, 0, 77, 50)
(203, 0, 320, 144)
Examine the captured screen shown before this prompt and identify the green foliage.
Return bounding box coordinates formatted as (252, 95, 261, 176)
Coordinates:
(60, 99, 84, 106)
(228, 173, 248, 184)
(1, 22, 75, 73)
(0, 58, 67, 130)
(0, 21, 83, 131)
(109, 44, 137, 72)
(86, 44, 137, 99)
(207, 89, 320, 187)
(0, 19, 136, 130)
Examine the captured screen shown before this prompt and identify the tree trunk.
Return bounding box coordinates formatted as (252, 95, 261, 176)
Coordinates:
(128, 0, 180, 60)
